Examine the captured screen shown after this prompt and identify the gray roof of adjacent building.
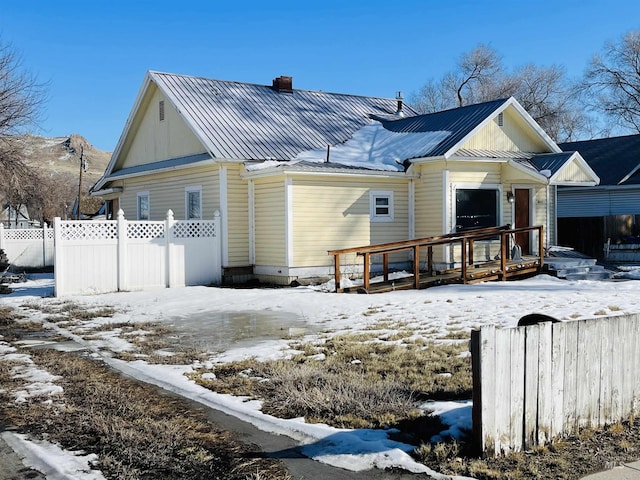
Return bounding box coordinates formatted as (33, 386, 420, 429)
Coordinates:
(559, 134, 640, 185)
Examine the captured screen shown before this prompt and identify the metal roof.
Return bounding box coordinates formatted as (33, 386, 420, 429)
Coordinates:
(559, 134, 640, 185)
(151, 71, 417, 161)
(528, 152, 576, 176)
(379, 98, 509, 157)
(106, 153, 213, 179)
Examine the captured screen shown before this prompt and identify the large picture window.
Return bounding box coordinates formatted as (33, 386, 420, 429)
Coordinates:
(455, 188, 499, 232)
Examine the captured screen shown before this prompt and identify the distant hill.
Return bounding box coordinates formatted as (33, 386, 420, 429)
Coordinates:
(17, 134, 111, 188)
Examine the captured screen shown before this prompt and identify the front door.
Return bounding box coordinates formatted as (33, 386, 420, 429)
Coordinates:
(514, 189, 531, 254)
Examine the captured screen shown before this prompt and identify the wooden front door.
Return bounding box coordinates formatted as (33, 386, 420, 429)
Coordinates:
(514, 189, 530, 254)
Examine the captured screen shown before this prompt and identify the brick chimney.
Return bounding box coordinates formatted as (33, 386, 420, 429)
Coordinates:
(272, 76, 293, 93)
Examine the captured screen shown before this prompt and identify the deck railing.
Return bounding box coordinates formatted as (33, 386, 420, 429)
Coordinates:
(328, 225, 544, 293)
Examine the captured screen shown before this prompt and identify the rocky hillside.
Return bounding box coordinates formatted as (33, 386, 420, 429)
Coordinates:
(18, 134, 111, 188)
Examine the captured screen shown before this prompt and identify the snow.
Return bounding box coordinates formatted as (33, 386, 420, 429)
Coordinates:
(2, 432, 105, 480)
(243, 122, 451, 172)
(295, 121, 451, 171)
(3, 272, 640, 477)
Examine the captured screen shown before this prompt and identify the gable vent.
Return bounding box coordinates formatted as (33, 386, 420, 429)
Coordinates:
(497, 112, 504, 127)
(159, 100, 165, 121)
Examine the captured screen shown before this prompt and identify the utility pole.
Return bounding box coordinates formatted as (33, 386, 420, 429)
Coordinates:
(76, 146, 86, 220)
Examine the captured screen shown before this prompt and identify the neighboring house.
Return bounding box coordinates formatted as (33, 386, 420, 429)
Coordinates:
(1, 204, 39, 229)
(558, 134, 640, 258)
(91, 71, 599, 285)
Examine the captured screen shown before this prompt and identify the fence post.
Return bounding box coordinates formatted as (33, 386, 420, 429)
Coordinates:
(213, 210, 222, 284)
(42, 222, 48, 269)
(166, 209, 175, 288)
(53, 217, 62, 297)
(0, 222, 4, 251)
(117, 209, 127, 291)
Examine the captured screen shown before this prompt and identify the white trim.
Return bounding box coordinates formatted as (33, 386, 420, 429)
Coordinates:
(369, 190, 394, 222)
(285, 177, 293, 267)
(242, 167, 416, 180)
(184, 185, 202, 220)
(408, 180, 415, 239)
(248, 180, 255, 265)
(442, 170, 450, 262)
(220, 166, 229, 266)
(136, 191, 150, 220)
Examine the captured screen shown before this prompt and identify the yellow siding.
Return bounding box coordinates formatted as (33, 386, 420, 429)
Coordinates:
(448, 162, 502, 184)
(119, 166, 220, 220)
(225, 165, 250, 266)
(254, 177, 286, 266)
(414, 162, 445, 238)
(460, 107, 549, 153)
(556, 160, 594, 183)
(118, 84, 205, 169)
(291, 176, 409, 267)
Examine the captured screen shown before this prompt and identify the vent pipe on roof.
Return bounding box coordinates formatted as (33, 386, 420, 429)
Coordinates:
(272, 76, 293, 93)
(396, 91, 404, 117)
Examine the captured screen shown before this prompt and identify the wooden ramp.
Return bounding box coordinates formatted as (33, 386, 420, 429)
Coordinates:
(329, 226, 544, 294)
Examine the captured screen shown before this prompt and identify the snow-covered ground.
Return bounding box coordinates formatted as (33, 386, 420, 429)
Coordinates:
(3, 273, 640, 478)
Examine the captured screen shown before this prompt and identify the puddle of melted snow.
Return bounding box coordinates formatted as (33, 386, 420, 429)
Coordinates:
(162, 310, 311, 353)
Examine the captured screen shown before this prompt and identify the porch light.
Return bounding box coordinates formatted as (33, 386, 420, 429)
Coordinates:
(507, 192, 515, 203)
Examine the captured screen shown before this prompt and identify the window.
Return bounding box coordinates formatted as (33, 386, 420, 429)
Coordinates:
(137, 192, 150, 220)
(185, 186, 202, 220)
(455, 188, 499, 232)
(159, 100, 165, 121)
(370, 191, 394, 222)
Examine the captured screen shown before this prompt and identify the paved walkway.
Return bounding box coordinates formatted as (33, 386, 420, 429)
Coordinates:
(582, 462, 640, 480)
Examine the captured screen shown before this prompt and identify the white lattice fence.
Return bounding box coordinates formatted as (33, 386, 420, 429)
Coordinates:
(54, 210, 221, 296)
(0, 223, 54, 268)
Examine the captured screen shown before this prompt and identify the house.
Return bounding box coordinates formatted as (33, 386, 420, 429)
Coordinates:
(1, 203, 39, 229)
(91, 71, 599, 285)
(558, 134, 640, 258)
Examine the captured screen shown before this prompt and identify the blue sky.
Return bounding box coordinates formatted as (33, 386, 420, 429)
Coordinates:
(2, 0, 640, 152)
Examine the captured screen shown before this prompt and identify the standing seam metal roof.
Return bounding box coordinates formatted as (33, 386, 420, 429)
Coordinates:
(151, 71, 416, 161)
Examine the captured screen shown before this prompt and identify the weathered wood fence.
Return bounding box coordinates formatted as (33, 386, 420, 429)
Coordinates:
(0, 223, 54, 269)
(54, 209, 222, 296)
(471, 313, 640, 455)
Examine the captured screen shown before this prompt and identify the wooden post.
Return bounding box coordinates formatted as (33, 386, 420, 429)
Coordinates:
(363, 253, 370, 291)
(427, 246, 433, 276)
(414, 245, 420, 289)
(468, 238, 474, 266)
(333, 253, 341, 292)
(461, 239, 467, 283)
(383, 253, 389, 282)
(538, 225, 545, 269)
(500, 231, 508, 280)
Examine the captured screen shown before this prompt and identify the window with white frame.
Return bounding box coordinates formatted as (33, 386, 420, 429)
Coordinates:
(185, 186, 202, 220)
(454, 187, 499, 232)
(370, 190, 394, 222)
(137, 192, 150, 220)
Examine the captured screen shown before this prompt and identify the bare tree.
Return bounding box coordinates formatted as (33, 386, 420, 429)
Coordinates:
(409, 44, 587, 142)
(581, 29, 640, 133)
(0, 38, 46, 221)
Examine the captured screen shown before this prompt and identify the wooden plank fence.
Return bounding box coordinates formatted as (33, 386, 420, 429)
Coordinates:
(53, 209, 222, 296)
(471, 313, 640, 455)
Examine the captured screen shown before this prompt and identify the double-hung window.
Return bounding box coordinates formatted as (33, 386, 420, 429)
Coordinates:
(185, 186, 202, 220)
(370, 191, 394, 222)
(137, 192, 150, 220)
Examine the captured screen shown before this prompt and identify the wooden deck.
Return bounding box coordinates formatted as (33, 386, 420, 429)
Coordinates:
(329, 226, 544, 294)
